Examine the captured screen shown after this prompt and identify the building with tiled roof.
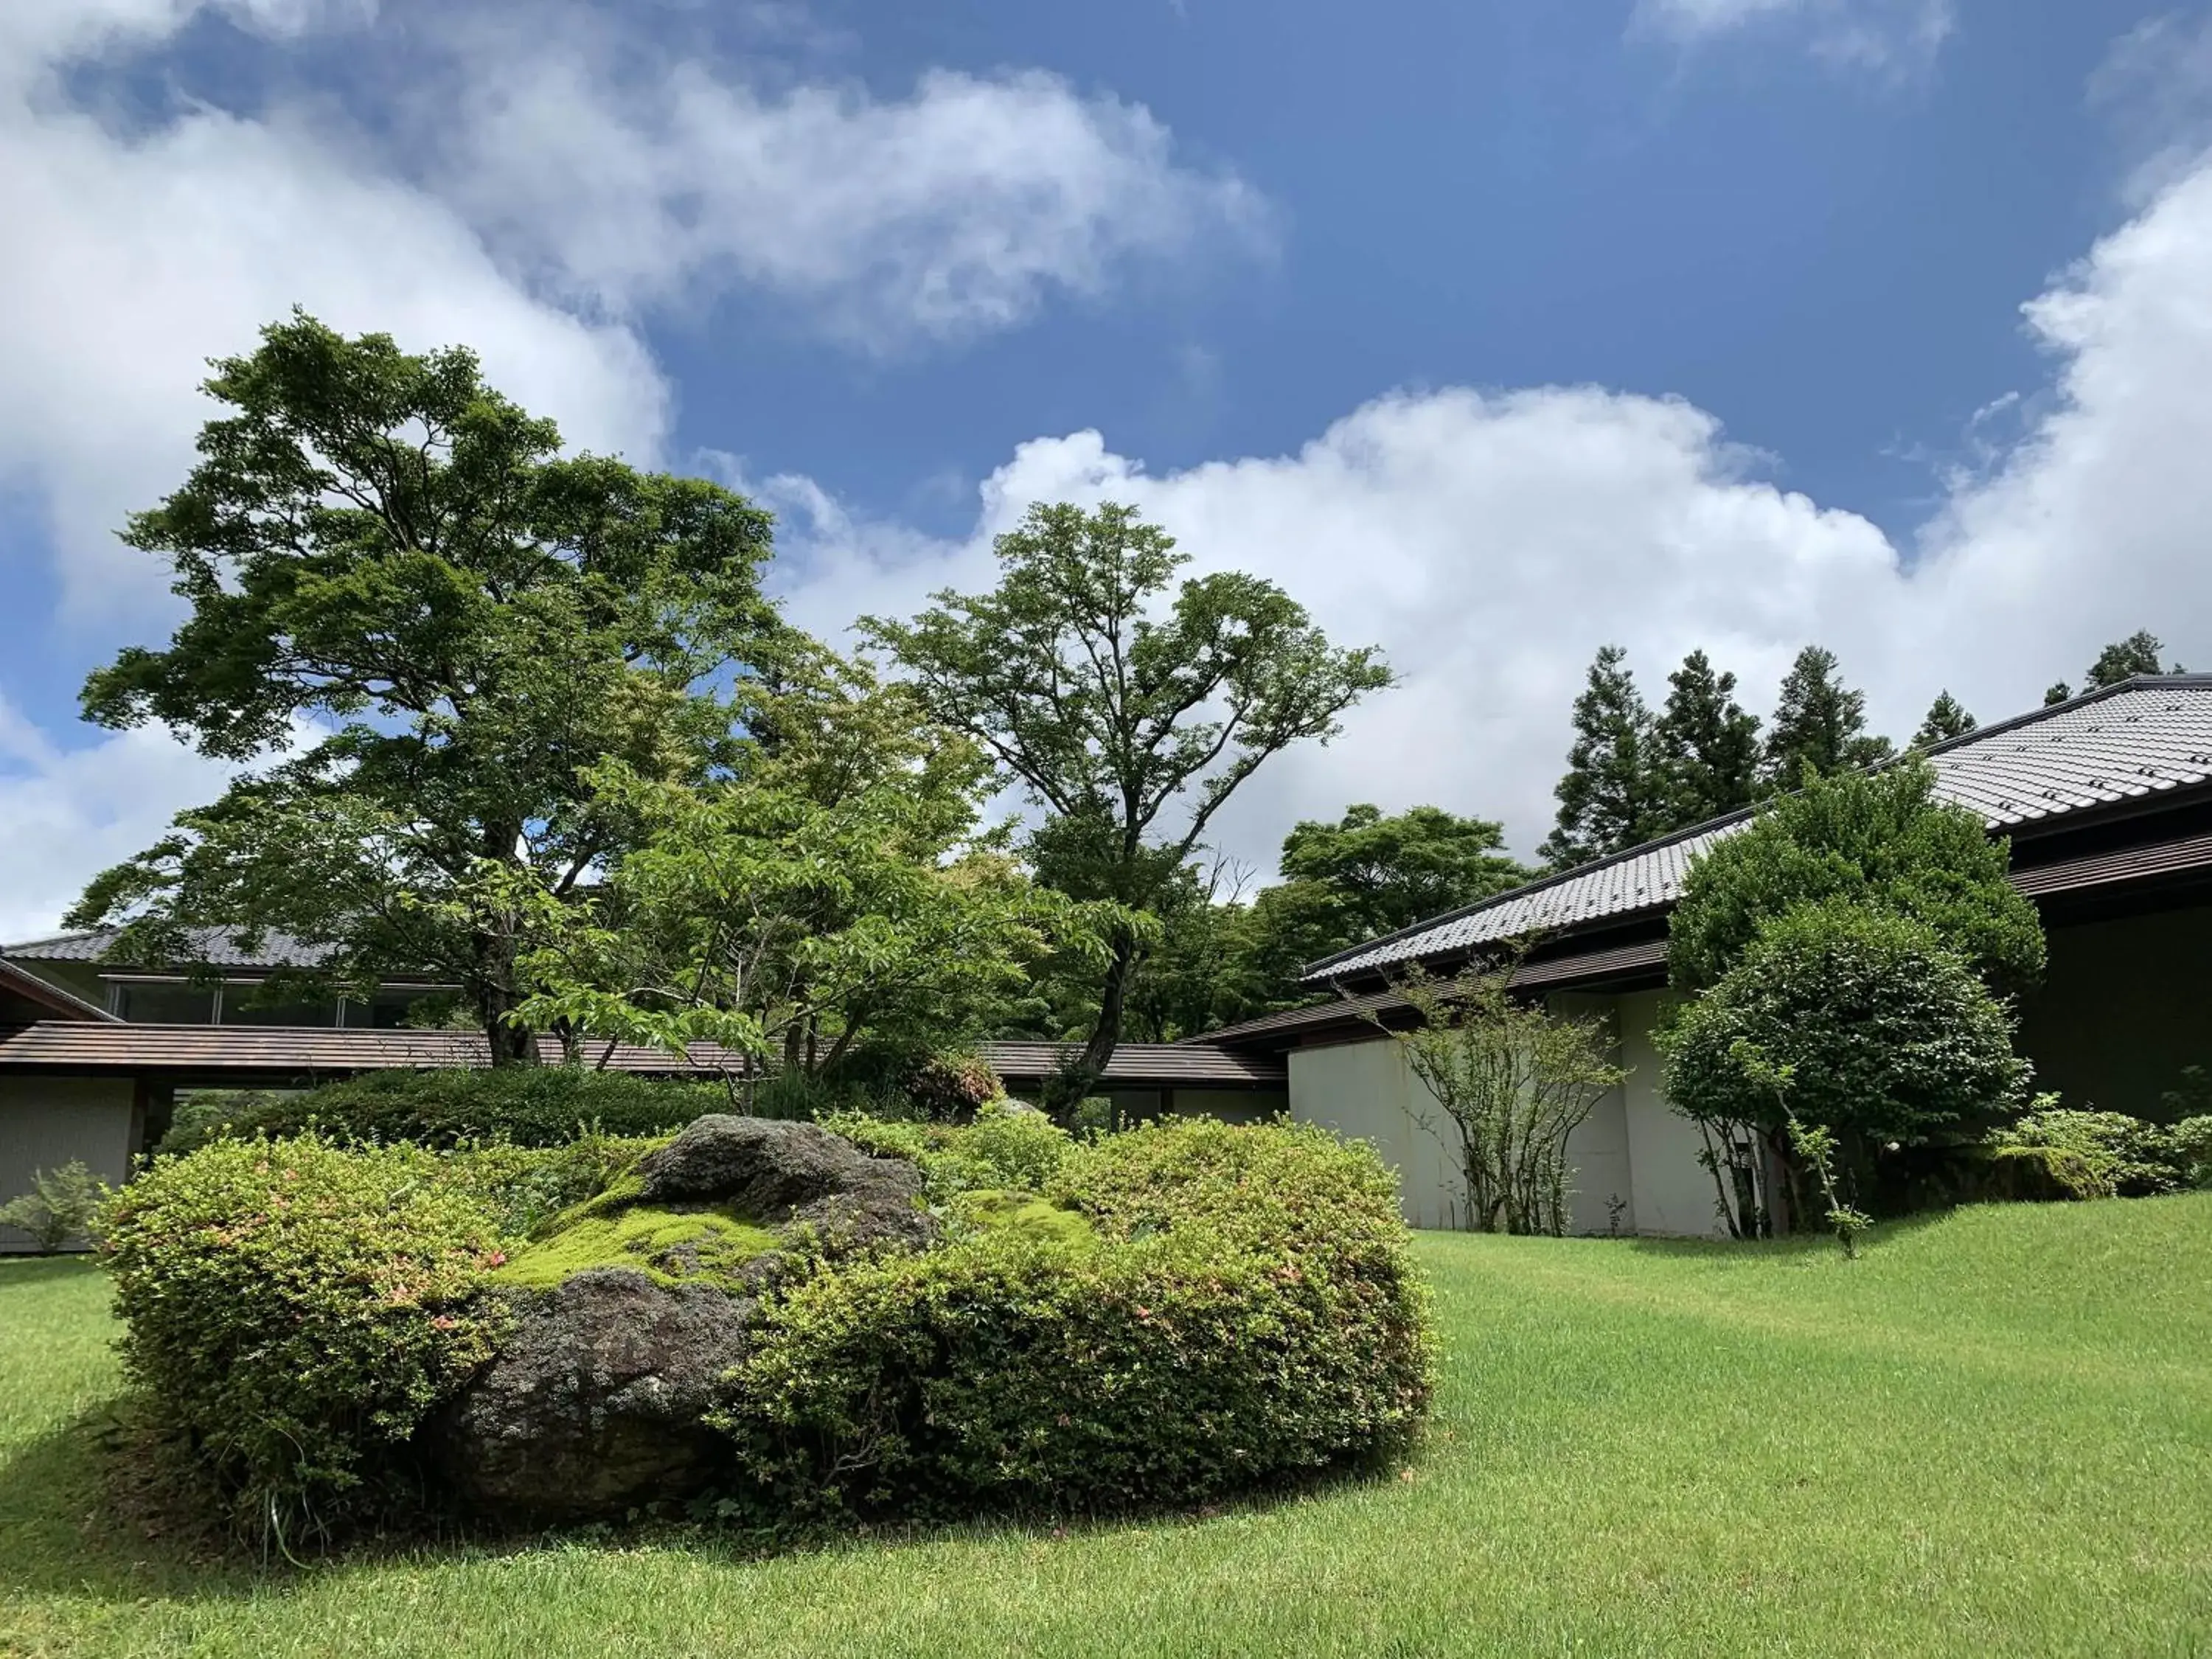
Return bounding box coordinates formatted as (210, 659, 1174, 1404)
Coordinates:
(1192, 678, 2212, 1235)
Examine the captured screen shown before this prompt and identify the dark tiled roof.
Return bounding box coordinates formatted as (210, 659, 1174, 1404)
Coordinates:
(1306, 677, 2212, 983)
(3, 925, 339, 970)
(0, 1023, 1285, 1090)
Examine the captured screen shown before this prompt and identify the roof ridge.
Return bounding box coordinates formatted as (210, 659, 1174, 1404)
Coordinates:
(1298, 677, 2212, 983)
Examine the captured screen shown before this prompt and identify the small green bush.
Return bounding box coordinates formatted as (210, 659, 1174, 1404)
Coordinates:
(1964, 1143, 2113, 1203)
(2172, 1116, 2212, 1189)
(714, 1118, 1435, 1520)
(1988, 1107, 2194, 1198)
(0, 1161, 110, 1253)
(824, 1100, 1071, 1203)
(101, 1136, 515, 1539)
(158, 1068, 726, 1155)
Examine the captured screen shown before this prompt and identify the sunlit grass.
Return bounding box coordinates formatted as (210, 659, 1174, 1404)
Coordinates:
(5, 1195, 2210, 1656)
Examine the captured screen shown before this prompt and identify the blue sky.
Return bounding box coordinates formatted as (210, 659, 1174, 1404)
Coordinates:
(2, 0, 2211, 933)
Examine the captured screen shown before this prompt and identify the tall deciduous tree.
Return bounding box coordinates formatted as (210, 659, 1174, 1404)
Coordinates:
(1911, 691, 1977, 748)
(1540, 645, 1661, 869)
(69, 313, 781, 1060)
(860, 500, 1391, 1099)
(1758, 645, 1892, 790)
(1649, 650, 1761, 832)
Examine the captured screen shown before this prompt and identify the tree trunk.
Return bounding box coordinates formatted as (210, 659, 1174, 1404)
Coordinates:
(1060, 930, 1138, 1123)
(473, 929, 536, 1067)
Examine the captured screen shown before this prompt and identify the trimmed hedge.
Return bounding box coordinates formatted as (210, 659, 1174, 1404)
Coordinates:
(99, 1133, 653, 1538)
(713, 1117, 1436, 1520)
(161, 1068, 728, 1155)
(101, 1115, 1436, 1542)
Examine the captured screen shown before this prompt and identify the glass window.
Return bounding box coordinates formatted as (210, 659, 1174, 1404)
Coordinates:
(221, 987, 338, 1026)
(114, 982, 216, 1023)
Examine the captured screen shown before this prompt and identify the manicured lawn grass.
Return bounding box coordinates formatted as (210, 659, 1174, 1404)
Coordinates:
(5, 1197, 2211, 1657)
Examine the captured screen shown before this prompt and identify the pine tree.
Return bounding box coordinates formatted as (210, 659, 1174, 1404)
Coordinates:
(2043, 681, 2072, 706)
(1649, 649, 1761, 832)
(1540, 645, 1660, 869)
(2084, 630, 2180, 689)
(1759, 645, 1893, 790)
(1910, 690, 1977, 748)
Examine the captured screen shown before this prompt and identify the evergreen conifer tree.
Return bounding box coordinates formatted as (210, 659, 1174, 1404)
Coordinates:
(1759, 645, 1893, 790)
(2084, 630, 2179, 689)
(1649, 649, 1761, 832)
(1910, 690, 1977, 748)
(1540, 645, 1660, 869)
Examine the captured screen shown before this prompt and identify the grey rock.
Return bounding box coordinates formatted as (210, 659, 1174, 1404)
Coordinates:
(636, 1114, 925, 1217)
(439, 1267, 753, 1523)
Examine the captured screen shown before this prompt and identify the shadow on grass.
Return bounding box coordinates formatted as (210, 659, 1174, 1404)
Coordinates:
(0, 1395, 1405, 1601)
(1620, 1206, 1955, 1262)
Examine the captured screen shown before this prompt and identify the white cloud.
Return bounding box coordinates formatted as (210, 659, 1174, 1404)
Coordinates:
(1634, 0, 1955, 73)
(434, 42, 1272, 347)
(773, 152, 2212, 871)
(0, 697, 250, 940)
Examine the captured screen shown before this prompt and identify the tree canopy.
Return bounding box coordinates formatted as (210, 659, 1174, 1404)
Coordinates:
(68, 312, 781, 1058)
(1540, 645, 1663, 869)
(1759, 646, 1892, 790)
(1649, 649, 1761, 831)
(1910, 691, 1977, 748)
(860, 500, 1391, 1096)
(2045, 629, 2182, 704)
(1667, 757, 2045, 998)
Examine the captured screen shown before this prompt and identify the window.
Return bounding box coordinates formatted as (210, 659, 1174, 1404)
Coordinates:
(112, 982, 215, 1023)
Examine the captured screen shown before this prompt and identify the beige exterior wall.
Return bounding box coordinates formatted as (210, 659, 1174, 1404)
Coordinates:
(1286, 987, 1728, 1238)
(0, 1074, 138, 1252)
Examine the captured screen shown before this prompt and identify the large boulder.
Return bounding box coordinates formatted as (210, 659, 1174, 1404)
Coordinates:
(439, 1267, 754, 1523)
(439, 1117, 936, 1523)
(636, 1114, 923, 1214)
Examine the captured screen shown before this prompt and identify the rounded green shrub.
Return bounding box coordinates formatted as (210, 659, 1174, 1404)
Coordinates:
(824, 1099, 1072, 1201)
(713, 1118, 1435, 1520)
(159, 1068, 727, 1155)
(1987, 1107, 2194, 1198)
(101, 1136, 517, 1538)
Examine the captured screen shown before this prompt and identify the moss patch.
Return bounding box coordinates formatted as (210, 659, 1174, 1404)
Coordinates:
(946, 1189, 1096, 1248)
(491, 1205, 780, 1293)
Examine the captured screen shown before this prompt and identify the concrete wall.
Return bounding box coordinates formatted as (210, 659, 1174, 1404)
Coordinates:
(2017, 903, 2212, 1119)
(1286, 988, 1728, 1238)
(0, 1074, 137, 1252)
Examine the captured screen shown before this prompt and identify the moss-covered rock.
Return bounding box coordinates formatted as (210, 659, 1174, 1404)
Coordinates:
(945, 1189, 1096, 1248)
(490, 1205, 782, 1294)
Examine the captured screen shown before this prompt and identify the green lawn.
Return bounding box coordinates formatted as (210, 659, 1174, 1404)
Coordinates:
(5, 1197, 2211, 1658)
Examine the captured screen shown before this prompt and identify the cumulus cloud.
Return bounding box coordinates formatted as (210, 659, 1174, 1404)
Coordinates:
(1634, 0, 1955, 73)
(773, 153, 2212, 870)
(431, 41, 1272, 347)
(0, 697, 253, 940)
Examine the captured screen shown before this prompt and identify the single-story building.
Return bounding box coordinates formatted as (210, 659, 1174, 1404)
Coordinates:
(2, 675, 2206, 1245)
(1192, 675, 2212, 1234)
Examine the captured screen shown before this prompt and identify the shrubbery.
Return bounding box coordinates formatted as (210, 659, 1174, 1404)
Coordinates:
(102, 1137, 519, 1538)
(714, 1118, 1435, 1520)
(160, 1068, 728, 1155)
(1986, 1107, 2212, 1199)
(102, 1113, 1433, 1544)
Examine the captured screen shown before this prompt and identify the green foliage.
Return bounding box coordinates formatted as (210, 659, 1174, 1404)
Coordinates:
(1649, 648, 1763, 832)
(1540, 644, 1662, 869)
(861, 499, 1391, 1090)
(1964, 1143, 2115, 1203)
(0, 1161, 111, 1254)
(712, 1119, 1433, 1520)
(1987, 1107, 2199, 1198)
(511, 655, 1113, 1085)
(1662, 902, 2029, 1155)
(1758, 644, 1893, 790)
(824, 1102, 1073, 1204)
(1388, 963, 1627, 1235)
(2171, 1117, 2212, 1189)
(68, 311, 782, 1057)
(1911, 691, 1978, 747)
(156, 1068, 725, 1155)
(1668, 756, 2045, 997)
(1729, 1043, 1871, 1258)
(100, 1135, 512, 1539)
(2084, 630, 2180, 689)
